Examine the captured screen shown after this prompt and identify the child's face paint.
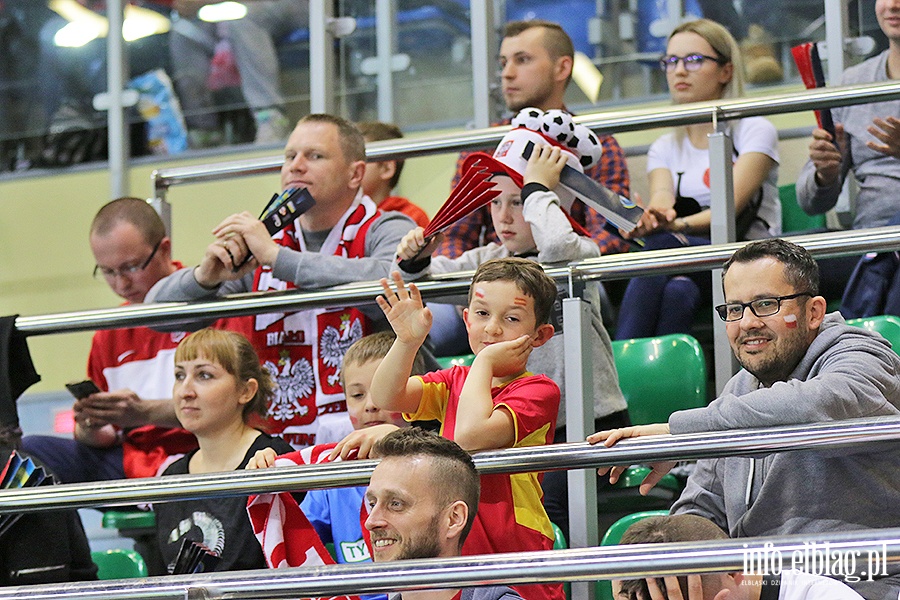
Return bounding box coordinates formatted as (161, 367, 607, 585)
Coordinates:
(783, 313, 798, 329)
(465, 280, 540, 355)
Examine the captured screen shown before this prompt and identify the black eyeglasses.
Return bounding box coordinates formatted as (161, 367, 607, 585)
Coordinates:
(715, 292, 813, 322)
(659, 53, 725, 73)
(93, 240, 162, 280)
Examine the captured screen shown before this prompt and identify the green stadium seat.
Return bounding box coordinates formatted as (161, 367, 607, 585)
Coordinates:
(101, 510, 164, 575)
(596, 510, 670, 600)
(779, 184, 826, 233)
(101, 510, 156, 530)
(551, 522, 570, 600)
(551, 521, 567, 550)
(599, 334, 708, 512)
(847, 315, 900, 355)
(91, 549, 148, 580)
(611, 333, 707, 426)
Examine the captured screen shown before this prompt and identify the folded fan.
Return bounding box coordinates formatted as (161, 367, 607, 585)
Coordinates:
(423, 161, 502, 236)
(395, 161, 500, 272)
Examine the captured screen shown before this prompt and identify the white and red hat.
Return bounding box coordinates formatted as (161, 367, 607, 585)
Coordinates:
(461, 108, 603, 212)
(423, 109, 604, 240)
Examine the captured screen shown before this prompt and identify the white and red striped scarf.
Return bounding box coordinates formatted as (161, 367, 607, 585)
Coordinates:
(246, 444, 339, 569)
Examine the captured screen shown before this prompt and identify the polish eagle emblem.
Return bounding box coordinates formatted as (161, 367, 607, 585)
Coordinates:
(264, 355, 315, 421)
(319, 315, 364, 386)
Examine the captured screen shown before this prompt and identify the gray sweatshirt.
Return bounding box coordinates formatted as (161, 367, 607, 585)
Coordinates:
(796, 51, 900, 230)
(398, 187, 627, 424)
(671, 314, 900, 567)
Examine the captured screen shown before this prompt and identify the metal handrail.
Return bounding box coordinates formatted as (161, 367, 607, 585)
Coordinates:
(150, 81, 900, 194)
(14, 226, 900, 336)
(2, 528, 899, 599)
(2, 418, 898, 513)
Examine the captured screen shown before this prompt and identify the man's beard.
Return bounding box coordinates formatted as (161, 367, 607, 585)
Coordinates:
(737, 322, 810, 386)
(395, 514, 444, 560)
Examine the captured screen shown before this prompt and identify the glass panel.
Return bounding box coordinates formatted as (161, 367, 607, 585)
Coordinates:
(0, 0, 888, 173)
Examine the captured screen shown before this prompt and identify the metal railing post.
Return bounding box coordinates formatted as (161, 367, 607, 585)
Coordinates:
(375, 0, 398, 122)
(824, 0, 849, 84)
(562, 297, 598, 600)
(106, 0, 129, 198)
(310, 0, 336, 114)
(708, 114, 738, 394)
(470, 0, 497, 128)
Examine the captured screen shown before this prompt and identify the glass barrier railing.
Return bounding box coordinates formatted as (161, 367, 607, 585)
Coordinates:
(0, 0, 885, 174)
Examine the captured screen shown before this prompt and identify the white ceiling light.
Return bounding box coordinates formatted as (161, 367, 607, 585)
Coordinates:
(50, 0, 171, 47)
(198, 2, 248, 23)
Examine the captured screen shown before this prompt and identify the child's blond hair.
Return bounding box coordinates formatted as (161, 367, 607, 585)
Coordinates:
(341, 331, 428, 388)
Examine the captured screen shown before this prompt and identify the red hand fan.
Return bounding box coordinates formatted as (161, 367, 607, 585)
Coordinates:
(396, 159, 501, 271)
(791, 42, 837, 142)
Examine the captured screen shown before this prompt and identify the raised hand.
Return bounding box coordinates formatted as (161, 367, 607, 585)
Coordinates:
(867, 116, 900, 159)
(376, 271, 433, 345)
(524, 143, 568, 190)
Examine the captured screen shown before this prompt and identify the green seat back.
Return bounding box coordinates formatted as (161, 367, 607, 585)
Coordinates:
(779, 184, 826, 233)
(611, 333, 707, 425)
(435, 354, 476, 369)
(551, 522, 567, 550)
(596, 510, 670, 600)
(847, 315, 900, 355)
(600, 510, 671, 546)
(92, 549, 148, 580)
(101, 510, 156, 531)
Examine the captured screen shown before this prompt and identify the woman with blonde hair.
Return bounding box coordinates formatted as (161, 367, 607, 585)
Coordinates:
(616, 18, 781, 340)
(154, 328, 293, 573)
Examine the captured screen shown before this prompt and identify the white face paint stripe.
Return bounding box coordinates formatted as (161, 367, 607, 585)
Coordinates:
(474, 287, 486, 299)
(784, 314, 798, 328)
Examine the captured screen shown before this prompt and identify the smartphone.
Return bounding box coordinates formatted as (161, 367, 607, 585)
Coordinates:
(65, 379, 101, 399)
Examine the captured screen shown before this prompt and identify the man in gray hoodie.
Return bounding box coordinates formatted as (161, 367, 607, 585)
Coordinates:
(590, 238, 900, 600)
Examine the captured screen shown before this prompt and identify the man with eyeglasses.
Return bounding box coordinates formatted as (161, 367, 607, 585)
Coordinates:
(590, 238, 900, 599)
(21, 197, 198, 486)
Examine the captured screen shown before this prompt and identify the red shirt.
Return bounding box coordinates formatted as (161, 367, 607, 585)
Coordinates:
(409, 366, 563, 600)
(379, 196, 430, 228)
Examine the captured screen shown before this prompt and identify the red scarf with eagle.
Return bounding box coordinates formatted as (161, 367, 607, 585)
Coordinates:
(223, 195, 381, 449)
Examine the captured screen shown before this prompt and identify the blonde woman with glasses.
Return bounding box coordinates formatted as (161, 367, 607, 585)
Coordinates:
(615, 18, 781, 341)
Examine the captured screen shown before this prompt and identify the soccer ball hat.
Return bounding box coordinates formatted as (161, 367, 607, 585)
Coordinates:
(460, 108, 603, 212)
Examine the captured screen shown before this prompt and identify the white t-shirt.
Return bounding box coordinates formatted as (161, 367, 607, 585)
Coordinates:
(776, 568, 865, 600)
(646, 116, 782, 239)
